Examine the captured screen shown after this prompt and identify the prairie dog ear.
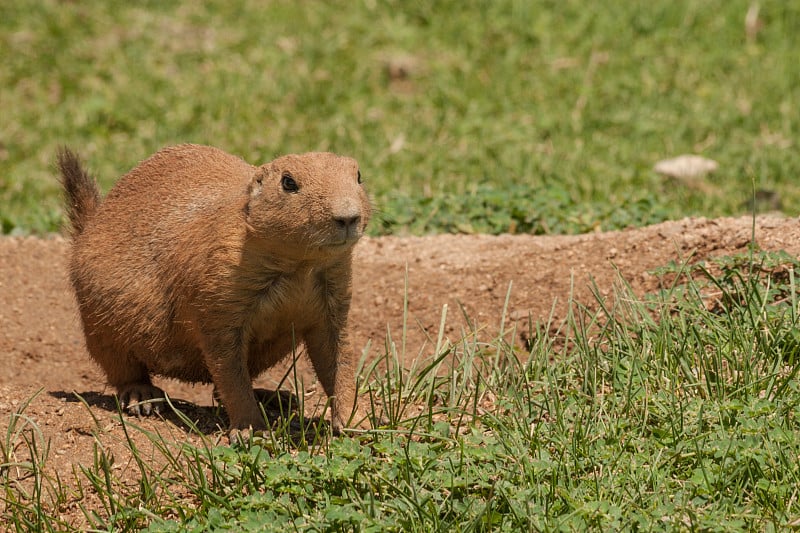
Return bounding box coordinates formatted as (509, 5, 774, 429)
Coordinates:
(249, 167, 267, 199)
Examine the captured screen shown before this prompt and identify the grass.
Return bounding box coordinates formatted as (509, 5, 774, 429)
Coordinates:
(1, 0, 799, 235)
(3, 250, 800, 530)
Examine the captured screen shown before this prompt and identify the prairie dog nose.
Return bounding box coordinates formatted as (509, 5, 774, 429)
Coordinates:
(334, 214, 362, 233)
(332, 196, 362, 230)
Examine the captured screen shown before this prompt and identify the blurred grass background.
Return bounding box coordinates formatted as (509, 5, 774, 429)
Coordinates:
(1, 0, 798, 235)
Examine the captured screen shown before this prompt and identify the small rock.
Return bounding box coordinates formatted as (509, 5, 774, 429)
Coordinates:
(654, 155, 718, 179)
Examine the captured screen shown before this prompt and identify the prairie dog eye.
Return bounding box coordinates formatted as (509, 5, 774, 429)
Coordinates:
(281, 171, 299, 192)
(357, 170, 362, 184)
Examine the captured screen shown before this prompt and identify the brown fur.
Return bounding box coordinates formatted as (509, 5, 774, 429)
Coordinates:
(58, 144, 371, 433)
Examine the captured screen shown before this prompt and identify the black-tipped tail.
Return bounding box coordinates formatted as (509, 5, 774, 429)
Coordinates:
(57, 147, 101, 237)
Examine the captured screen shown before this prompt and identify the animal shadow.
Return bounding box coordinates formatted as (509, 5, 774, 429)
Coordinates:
(48, 388, 326, 439)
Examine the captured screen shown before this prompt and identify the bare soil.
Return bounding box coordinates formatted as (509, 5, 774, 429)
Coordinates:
(1, 215, 799, 525)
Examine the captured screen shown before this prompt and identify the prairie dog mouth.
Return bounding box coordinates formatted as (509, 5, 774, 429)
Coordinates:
(325, 238, 359, 248)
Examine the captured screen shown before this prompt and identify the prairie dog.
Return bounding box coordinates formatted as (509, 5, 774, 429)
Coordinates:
(58, 144, 371, 433)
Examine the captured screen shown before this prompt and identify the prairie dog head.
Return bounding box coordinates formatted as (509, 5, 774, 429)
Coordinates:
(246, 152, 370, 255)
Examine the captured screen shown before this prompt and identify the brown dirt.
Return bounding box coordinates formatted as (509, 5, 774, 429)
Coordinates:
(1, 215, 799, 525)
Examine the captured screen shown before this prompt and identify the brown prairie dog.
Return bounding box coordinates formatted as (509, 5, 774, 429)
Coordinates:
(58, 144, 371, 434)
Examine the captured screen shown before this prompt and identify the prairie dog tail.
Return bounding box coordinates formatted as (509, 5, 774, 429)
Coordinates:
(57, 148, 101, 237)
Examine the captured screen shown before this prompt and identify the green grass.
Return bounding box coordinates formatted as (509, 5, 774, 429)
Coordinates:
(3, 250, 800, 530)
(1, 0, 799, 235)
